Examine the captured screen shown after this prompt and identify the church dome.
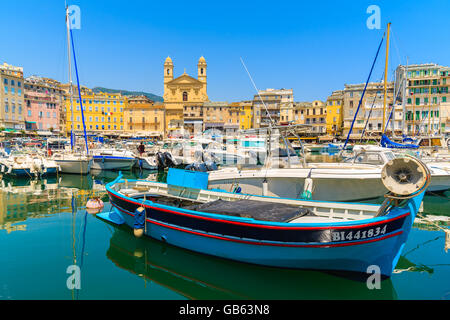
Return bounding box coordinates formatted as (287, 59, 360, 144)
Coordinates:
(198, 56, 206, 64)
(164, 56, 173, 65)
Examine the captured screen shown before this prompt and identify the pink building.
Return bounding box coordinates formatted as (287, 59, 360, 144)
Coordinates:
(24, 76, 64, 134)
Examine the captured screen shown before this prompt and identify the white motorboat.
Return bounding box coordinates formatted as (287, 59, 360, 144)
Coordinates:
(347, 146, 450, 192)
(209, 147, 450, 201)
(36, 156, 60, 176)
(135, 155, 158, 170)
(91, 149, 136, 171)
(0, 153, 40, 178)
(203, 141, 256, 166)
(53, 152, 92, 175)
(207, 126, 386, 202)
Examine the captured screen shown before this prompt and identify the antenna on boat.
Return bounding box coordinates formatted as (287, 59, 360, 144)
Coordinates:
(342, 30, 386, 152)
(239, 57, 275, 128)
(382, 22, 391, 134)
(240, 58, 298, 168)
(65, 5, 75, 152)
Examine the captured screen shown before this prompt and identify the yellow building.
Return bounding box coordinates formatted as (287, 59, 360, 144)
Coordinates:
(163, 56, 209, 135)
(326, 90, 344, 136)
(305, 100, 327, 134)
(239, 101, 253, 130)
(64, 88, 126, 135)
(124, 95, 165, 137)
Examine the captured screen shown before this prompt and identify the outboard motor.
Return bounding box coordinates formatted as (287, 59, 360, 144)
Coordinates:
(204, 160, 218, 171)
(164, 152, 176, 168)
(156, 152, 167, 171)
(186, 162, 208, 172)
(194, 150, 205, 162)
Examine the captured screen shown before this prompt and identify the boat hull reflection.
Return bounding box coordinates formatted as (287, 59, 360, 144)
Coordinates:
(104, 225, 398, 300)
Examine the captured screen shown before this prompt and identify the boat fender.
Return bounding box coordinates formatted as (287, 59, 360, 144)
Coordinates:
(86, 197, 104, 210)
(133, 207, 146, 238)
(300, 170, 314, 200)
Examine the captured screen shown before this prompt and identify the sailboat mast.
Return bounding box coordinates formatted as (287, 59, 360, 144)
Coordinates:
(65, 6, 75, 151)
(382, 22, 391, 133)
(402, 57, 408, 136)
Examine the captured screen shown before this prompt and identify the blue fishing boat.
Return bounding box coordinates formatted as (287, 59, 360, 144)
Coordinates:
(99, 156, 430, 277)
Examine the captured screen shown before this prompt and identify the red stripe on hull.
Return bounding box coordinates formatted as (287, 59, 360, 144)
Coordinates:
(108, 190, 410, 231)
(110, 201, 403, 248)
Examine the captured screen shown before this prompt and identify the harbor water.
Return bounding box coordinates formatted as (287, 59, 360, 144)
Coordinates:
(1, 156, 449, 300)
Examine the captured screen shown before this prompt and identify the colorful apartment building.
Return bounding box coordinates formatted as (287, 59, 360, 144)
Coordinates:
(64, 88, 126, 135)
(24, 76, 65, 134)
(397, 63, 450, 135)
(124, 95, 165, 137)
(304, 100, 327, 134)
(0, 63, 25, 131)
(252, 88, 294, 127)
(342, 82, 395, 138)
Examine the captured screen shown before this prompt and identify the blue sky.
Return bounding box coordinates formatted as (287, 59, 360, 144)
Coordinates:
(1, 0, 449, 102)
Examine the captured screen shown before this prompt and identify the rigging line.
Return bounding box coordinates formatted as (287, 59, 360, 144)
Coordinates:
(239, 57, 275, 128)
(343, 31, 386, 150)
(239, 57, 276, 179)
(360, 72, 385, 143)
(402, 235, 443, 257)
(69, 28, 90, 155)
(390, 28, 404, 67)
(383, 73, 404, 134)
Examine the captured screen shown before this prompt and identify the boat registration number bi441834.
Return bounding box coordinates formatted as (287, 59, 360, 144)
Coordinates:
(331, 225, 387, 242)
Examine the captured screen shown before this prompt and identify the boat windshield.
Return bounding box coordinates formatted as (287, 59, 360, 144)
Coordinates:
(353, 152, 385, 165)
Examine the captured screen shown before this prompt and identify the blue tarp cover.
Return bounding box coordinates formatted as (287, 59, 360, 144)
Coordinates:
(381, 134, 419, 149)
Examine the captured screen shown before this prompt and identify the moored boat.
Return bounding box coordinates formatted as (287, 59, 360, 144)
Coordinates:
(99, 156, 430, 277)
(91, 149, 136, 171)
(53, 152, 93, 175)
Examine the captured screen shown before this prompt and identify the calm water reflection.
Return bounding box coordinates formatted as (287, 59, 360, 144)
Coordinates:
(0, 162, 449, 300)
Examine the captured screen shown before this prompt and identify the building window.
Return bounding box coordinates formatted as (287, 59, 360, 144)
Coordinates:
(183, 92, 188, 102)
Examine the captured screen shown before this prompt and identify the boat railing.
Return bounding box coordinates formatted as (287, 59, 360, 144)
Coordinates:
(113, 179, 379, 222)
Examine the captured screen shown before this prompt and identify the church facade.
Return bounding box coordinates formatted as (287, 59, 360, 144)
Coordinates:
(163, 56, 209, 135)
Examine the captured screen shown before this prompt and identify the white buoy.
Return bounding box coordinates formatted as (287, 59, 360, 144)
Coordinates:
(262, 179, 268, 196)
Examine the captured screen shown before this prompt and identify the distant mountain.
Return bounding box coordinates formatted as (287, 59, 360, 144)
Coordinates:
(92, 87, 164, 102)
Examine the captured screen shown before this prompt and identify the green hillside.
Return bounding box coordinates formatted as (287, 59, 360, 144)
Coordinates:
(92, 87, 164, 102)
